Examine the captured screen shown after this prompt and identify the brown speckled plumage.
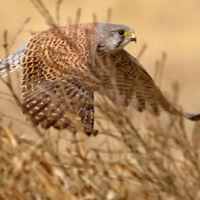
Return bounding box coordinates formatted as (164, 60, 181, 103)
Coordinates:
(21, 23, 97, 132)
(0, 23, 200, 135)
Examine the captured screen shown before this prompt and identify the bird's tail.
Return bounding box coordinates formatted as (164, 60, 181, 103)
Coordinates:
(0, 42, 29, 79)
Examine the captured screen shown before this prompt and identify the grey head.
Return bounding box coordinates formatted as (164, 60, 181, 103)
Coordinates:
(97, 23, 137, 54)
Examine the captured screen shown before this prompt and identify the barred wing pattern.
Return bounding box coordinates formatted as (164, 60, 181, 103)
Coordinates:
(0, 42, 29, 78)
(0, 23, 200, 135)
(104, 49, 200, 120)
(20, 24, 98, 133)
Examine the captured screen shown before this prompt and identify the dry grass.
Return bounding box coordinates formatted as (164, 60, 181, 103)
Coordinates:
(1, 85, 200, 200)
(0, 1, 200, 199)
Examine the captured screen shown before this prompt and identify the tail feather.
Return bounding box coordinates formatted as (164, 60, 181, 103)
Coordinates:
(0, 42, 29, 79)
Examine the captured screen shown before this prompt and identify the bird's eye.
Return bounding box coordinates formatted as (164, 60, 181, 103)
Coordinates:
(117, 29, 127, 37)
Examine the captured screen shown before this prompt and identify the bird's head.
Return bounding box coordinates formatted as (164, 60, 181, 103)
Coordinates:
(97, 23, 136, 54)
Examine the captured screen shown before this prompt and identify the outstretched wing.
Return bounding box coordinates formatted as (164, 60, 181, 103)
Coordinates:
(97, 49, 200, 120)
(21, 24, 98, 133)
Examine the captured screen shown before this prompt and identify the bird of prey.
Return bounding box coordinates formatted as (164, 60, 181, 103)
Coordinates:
(0, 23, 199, 135)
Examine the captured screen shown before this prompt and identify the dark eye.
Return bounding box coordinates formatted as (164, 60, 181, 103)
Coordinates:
(117, 29, 127, 37)
(119, 30, 124, 35)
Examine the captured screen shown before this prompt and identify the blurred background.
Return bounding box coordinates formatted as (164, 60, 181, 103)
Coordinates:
(0, 0, 200, 133)
(1, 2, 200, 198)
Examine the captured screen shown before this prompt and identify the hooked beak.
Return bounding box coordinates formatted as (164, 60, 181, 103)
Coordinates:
(128, 32, 137, 43)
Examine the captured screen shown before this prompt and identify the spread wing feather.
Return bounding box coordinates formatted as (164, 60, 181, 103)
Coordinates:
(100, 49, 200, 120)
(20, 25, 97, 133)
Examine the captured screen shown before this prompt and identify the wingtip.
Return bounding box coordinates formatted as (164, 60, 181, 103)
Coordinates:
(184, 113, 200, 121)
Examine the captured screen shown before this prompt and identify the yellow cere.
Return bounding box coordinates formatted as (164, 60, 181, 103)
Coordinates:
(129, 32, 135, 38)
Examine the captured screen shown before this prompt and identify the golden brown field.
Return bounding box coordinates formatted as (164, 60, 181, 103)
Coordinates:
(0, 0, 200, 199)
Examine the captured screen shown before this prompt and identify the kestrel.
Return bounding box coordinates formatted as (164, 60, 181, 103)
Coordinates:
(0, 23, 200, 135)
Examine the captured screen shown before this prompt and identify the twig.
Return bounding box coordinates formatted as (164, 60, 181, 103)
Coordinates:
(74, 8, 81, 24)
(107, 8, 112, 23)
(55, 0, 63, 25)
(30, 0, 58, 27)
(8, 17, 31, 51)
(136, 43, 147, 60)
